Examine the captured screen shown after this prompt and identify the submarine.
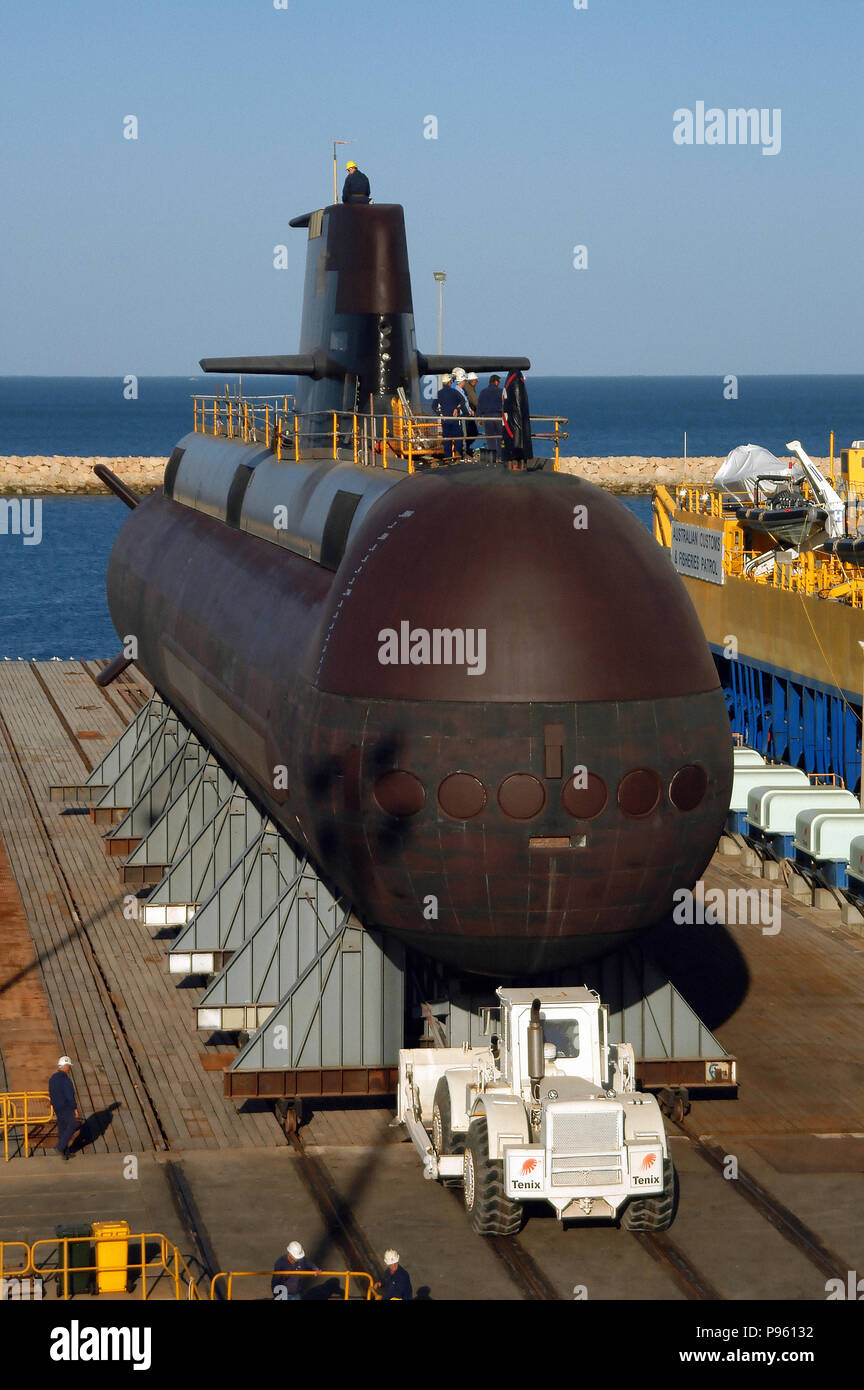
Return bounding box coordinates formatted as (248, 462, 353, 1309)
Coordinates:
(102, 200, 733, 975)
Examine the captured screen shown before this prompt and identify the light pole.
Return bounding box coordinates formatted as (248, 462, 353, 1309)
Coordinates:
(433, 271, 446, 390)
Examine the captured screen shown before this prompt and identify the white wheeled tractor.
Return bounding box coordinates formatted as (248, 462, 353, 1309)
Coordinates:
(397, 986, 678, 1235)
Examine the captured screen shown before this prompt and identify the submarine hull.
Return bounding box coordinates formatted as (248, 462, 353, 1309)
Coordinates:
(107, 463, 732, 976)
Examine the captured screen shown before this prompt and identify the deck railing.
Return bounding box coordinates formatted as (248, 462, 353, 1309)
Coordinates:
(2, 1232, 203, 1299)
(192, 395, 568, 470)
(209, 1268, 377, 1300)
(655, 483, 864, 607)
(0, 1092, 53, 1161)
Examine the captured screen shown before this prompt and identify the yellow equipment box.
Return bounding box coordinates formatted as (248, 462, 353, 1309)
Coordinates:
(840, 447, 864, 487)
(92, 1220, 130, 1293)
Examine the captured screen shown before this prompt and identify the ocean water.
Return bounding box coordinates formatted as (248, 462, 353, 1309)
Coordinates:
(0, 372, 859, 658)
(0, 497, 126, 659)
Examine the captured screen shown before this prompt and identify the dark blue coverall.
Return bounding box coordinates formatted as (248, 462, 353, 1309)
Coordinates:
(381, 1264, 413, 1300)
(342, 169, 371, 204)
(48, 1070, 78, 1155)
(477, 382, 503, 458)
(271, 1254, 317, 1301)
(436, 383, 466, 461)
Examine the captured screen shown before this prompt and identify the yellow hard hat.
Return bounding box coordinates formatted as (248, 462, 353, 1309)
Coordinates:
(346, 160, 357, 169)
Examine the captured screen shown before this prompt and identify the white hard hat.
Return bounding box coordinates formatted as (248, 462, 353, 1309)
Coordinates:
(441, 374, 451, 384)
(58, 1056, 73, 1067)
(452, 368, 466, 382)
(466, 372, 478, 381)
(286, 1241, 305, 1259)
(384, 1249, 399, 1265)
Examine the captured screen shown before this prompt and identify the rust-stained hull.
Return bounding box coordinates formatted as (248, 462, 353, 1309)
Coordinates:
(107, 466, 732, 974)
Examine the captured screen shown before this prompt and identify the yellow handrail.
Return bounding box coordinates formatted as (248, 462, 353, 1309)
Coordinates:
(0, 1242, 31, 1279)
(0, 1092, 54, 1162)
(210, 1268, 377, 1300)
(189, 396, 568, 470)
(29, 1232, 203, 1300)
(655, 484, 864, 608)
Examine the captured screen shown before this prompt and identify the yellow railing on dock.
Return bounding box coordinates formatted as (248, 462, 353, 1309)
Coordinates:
(27, 1232, 203, 1300)
(210, 1268, 377, 1301)
(0, 1092, 53, 1162)
(0, 1241, 31, 1280)
(1, 1238, 380, 1301)
(192, 395, 568, 471)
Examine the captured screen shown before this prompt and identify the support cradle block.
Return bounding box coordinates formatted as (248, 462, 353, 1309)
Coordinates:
(108, 740, 209, 842)
(841, 899, 864, 932)
(105, 837, 141, 857)
(91, 805, 129, 826)
(787, 869, 812, 900)
(122, 761, 234, 874)
(194, 861, 354, 1019)
(813, 886, 841, 913)
(121, 863, 168, 887)
(50, 784, 108, 804)
(228, 923, 405, 1074)
(168, 826, 302, 965)
(143, 903, 197, 929)
(143, 786, 264, 918)
(223, 1066, 400, 1100)
(200, 1053, 238, 1072)
(716, 833, 742, 856)
(83, 695, 163, 785)
(638, 1057, 737, 1090)
(92, 705, 190, 814)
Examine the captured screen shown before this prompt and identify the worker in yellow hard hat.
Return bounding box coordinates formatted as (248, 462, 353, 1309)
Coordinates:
(342, 160, 371, 205)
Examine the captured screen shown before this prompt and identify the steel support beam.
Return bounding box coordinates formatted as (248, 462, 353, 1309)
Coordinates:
(141, 786, 264, 929)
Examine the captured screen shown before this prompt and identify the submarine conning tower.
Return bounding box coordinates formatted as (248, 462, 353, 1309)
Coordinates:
(199, 202, 532, 436)
(292, 204, 420, 417)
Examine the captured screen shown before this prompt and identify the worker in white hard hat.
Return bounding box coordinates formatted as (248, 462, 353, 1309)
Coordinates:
(436, 375, 469, 462)
(342, 160, 371, 205)
(271, 1240, 320, 1300)
(49, 1056, 80, 1160)
(449, 369, 474, 459)
(376, 1248, 413, 1300)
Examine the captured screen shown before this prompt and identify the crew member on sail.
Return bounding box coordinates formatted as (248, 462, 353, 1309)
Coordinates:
(342, 161, 371, 204)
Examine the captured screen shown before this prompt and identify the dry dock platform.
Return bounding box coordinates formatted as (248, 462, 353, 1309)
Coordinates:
(0, 661, 862, 1301)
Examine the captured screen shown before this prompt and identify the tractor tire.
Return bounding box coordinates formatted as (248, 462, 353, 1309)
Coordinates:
(432, 1080, 465, 1187)
(463, 1114, 523, 1236)
(620, 1158, 679, 1232)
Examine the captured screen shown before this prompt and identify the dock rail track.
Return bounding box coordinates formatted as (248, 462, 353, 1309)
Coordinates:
(674, 1119, 850, 1287)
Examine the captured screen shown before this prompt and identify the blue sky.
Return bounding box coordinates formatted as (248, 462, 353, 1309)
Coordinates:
(2, 0, 861, 374)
